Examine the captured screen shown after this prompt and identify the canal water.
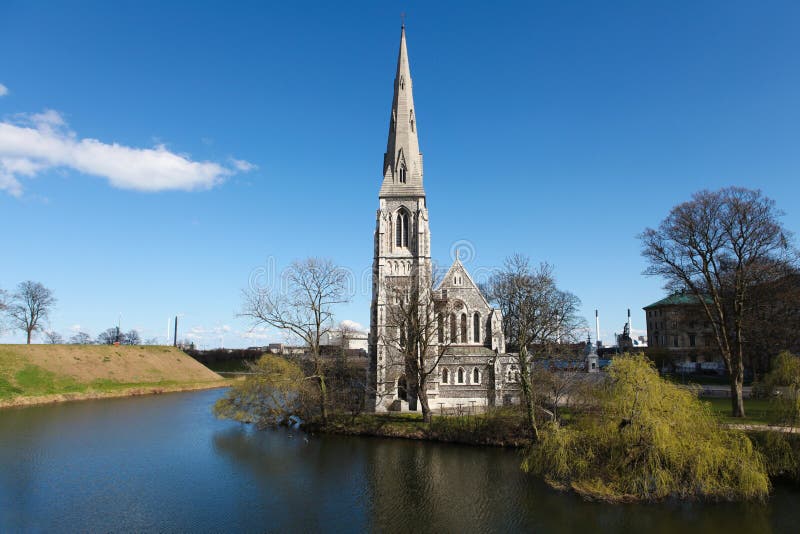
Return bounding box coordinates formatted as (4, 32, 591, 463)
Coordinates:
(0, 389, 798, 533)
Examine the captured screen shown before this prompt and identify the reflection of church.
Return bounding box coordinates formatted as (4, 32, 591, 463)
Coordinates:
(367, 27, 523, 412)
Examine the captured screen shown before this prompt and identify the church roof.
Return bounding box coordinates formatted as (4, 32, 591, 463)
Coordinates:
(436, 256, 493, 309)
(379, 26, 425, 198)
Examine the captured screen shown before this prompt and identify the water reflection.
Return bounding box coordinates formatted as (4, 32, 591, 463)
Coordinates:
(0, 389, 797, 533)
(210, 422, 785, 534)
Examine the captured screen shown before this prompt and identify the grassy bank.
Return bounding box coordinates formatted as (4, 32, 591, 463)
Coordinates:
(0, 344, 227, 407)
(704, 397, 778, 425)
(312, 409, 533, 448)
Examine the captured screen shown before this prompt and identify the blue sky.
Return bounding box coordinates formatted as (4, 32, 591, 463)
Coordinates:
(1, 1, 799, 347)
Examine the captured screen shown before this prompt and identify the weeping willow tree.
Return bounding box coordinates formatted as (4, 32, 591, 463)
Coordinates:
(759, 351, 800, 427)
(523, 354, 770, 502)
(214, 354, 313, 428)
(750, 351, 800, 481)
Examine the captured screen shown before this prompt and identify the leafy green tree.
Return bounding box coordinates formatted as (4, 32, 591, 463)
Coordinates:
(746, 352, 800, 482)
(523, 354, 770, 502)
(760, 351, 800, 428)
(214, 354, 310, 427)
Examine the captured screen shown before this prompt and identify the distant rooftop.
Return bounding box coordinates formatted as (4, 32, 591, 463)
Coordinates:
(643, 292, 713, 309)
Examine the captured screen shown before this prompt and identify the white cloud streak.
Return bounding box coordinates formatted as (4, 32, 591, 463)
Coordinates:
(0, 84, 8, 97)
(0, 109, 254, 196)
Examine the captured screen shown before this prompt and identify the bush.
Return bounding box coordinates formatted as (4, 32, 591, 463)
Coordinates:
(213, 354, 312, 427)
(522, 354, 770, 502)
(759, 351, 800, 426)
(749, 431, 800, 482)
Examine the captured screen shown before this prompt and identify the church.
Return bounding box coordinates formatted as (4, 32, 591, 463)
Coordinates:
(368, 26, 522, 412)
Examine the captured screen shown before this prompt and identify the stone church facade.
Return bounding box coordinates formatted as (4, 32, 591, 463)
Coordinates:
(368, 27, 522, 412)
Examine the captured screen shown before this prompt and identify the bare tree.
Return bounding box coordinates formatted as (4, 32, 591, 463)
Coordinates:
(382, 272, 455, 423)
(96, 327, 120, 345)
(240, 258, 350, 426)
(532, 363, 591, 422)
(44, 330, 64, 344)
(740, 267, 800, 378)
(0, 288, 8, 334)
(640, 187, 795, 417)
(7, 281, 57, 344)
(486, 255, 585, 439)
(122, 330, 141, 345)
(70, 332, 93, 345)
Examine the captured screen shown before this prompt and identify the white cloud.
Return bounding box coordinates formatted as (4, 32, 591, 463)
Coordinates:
(340, 319, 367, 333)
(0, 109, 255, 196)
(184, 324, 234, 340)
(239, 327, 272, 341)
(231, 158, 257, 172)
(0, 84, 8, 97)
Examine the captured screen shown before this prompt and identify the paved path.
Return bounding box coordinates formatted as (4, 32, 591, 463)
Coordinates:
(725, 423, 799, 434)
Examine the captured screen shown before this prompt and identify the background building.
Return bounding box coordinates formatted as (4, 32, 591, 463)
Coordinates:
(644, 293, 723, 373)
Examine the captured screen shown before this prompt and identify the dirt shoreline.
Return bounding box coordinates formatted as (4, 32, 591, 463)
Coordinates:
(0, 381, 232, 409)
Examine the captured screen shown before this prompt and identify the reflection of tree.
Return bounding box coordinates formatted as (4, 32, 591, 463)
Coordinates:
(362, 439, 537, 532)
(211, 427, 372, 531)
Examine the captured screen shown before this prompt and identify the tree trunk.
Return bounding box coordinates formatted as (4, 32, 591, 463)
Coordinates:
(418, 385, 432, 423)
(731, 357, 746, 418)
(318, 373, 329, 426)
(26, 329, 32, 344)
(518, 347, 539, 441)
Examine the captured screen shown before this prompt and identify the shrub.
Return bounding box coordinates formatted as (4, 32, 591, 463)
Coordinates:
(213, 354, 311, 428)
(522, 354, 770, 502)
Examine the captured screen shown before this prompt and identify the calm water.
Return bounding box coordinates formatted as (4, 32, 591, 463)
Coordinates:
(0, 389, 798, 533)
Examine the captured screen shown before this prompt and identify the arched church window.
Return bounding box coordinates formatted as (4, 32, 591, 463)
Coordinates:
(410, 109, 415, 132)
(460, 314, 467, 343)
(437, 313, 444, 343)
(473, 368, 480, 384)
(473, 313, 480, 343)
(395, 210, 409, 247)
(399, 165, 407, 184)
(450, 313, 457, 342)
(457, 367, 464, 384)
(442, 368, 449, 384)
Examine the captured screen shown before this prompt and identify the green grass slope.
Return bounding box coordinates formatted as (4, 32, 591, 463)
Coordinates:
(0, 344, 223, 402)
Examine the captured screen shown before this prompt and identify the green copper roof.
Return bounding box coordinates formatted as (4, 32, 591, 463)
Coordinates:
(643, 292, 713, 309)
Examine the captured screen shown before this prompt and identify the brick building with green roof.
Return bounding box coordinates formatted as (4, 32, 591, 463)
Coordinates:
(643, 292, 722, 372)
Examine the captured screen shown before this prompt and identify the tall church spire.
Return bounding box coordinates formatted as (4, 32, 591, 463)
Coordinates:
(380, 25, 424, 197)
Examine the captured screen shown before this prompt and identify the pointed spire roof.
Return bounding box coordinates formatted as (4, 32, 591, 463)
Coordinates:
(380, 25, 425, 198)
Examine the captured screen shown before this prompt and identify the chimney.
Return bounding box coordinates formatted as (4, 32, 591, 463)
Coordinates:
(627, 308, 631, 332)
(595, 309, 600, 345)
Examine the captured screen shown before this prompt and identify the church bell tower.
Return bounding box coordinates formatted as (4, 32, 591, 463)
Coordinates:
(368, 26, 432, 412)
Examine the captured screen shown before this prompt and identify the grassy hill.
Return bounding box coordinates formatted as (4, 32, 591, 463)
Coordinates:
(0, 344, 226, 406)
